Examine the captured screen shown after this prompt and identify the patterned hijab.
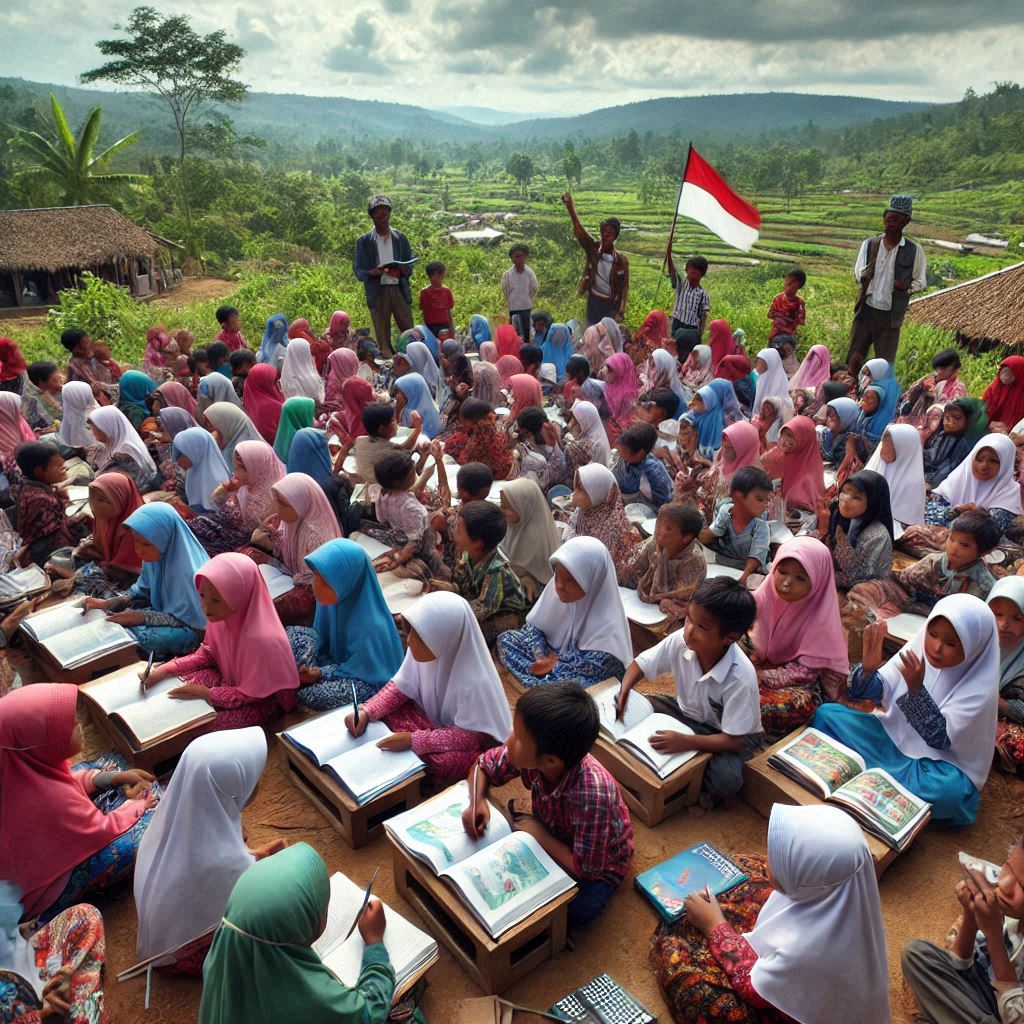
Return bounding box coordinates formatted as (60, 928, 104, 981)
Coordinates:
(571, 463, 636, 568)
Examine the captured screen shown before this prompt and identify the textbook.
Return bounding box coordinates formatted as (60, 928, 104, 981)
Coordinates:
(376, 257, 418, 269)
(257, 562, 295, 600)
(384, 782, 576, 939)
(0, 564, 48, 607)
(593, 685, 699, 779)
(634, 841, 748, 923)
(18, 599, 137, 670)
(768, 728, 931, 850)
(80, 662, 216, 747)
(281, 706, 425, 805)
(549, 974, 657, 1023)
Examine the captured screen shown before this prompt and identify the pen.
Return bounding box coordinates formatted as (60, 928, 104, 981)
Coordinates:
(343, 863, 381, 941)
(140, 651, 155, 691)
(471, 760, 480, 836)
(351, 682, 359, 732)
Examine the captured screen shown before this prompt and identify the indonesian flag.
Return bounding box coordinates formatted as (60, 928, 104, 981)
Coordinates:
(677, 145, 760, 252)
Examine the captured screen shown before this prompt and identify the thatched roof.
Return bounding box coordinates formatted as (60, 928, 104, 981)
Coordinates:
(907, 261, 1024, 346)
(0, 205, 161, 273)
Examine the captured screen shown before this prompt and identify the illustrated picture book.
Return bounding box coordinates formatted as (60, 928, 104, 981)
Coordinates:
(635, 841, 748, 923)
(19, 599, 137, 670)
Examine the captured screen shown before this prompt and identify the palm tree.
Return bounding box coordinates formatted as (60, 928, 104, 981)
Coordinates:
(8, 94, 143, 205)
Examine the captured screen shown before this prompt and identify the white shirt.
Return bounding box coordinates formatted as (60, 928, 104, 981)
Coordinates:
(375, 230, 399, 285)
(854, 235, 927, 311)
(635, 633, 762, 736)
(593, 252, 614, 298)
(501, 265, 538, 310)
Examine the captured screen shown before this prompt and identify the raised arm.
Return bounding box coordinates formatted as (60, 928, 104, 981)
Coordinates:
(561, 192, 592, 249)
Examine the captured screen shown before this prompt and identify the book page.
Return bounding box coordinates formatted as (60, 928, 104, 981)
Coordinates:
(348, 531, 391, 561)
(0, 564, 48, 598)
(620, 713, 698, 777)
(283, 708, 382, 766)
(20, 600, 97, 641)
(44, 618, 134, 668)
(594, 687, 653, 741)
(325, 739, 423, 804)
(636, 841, 748, 920)
(884, 612, 927, 645)
(617, 586, 668, 626)
(772, 728, 866, 797)
(258, 562, 296, 600)
(831, 767, 930, 843)
(82, 664, 150, 715)
(113, 679, 214, 746)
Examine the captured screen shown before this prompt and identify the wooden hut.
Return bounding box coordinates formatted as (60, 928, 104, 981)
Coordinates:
(906, 261, 1024, 349)
(0, 205, 175, 309)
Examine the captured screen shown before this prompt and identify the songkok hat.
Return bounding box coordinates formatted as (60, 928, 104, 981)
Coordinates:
(367, 194, 393, 214)
(885, 194, 913, 220)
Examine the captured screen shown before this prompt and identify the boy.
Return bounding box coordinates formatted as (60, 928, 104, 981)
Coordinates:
(612, 422, 673, 513)
(214, 304, 247, 350)
(518, 343, 543, 380)
(61, 328, 114, 396)
(229, 349, 256, 400)
(207, 341, 232, 378)
(21, 361, 63, 433)
(773, 334, 799, 378)
(464, 681, 634, 929)
(616, 577, 761, 802)
(356, 340, 382, 384)
(768, 268, 806, 341)
(14, 442, 86, 567)
(429, 447, 493, 571)
(699, 466, 773, 586)
(502, 244, 538, 341)
(340, 402, 423, 484)
(419, 261, 455, 338)
(636, 388, 681, 429)
(666, 252, 710, 338)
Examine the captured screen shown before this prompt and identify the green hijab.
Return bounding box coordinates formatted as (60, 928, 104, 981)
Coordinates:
(272, 396, 315, 461)
(199, 843, 393, 1024)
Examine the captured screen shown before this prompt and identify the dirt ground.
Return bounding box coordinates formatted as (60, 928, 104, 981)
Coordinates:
(147, 278, 237, 311)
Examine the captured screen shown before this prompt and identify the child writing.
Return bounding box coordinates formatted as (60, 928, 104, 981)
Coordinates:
(463, 680, 634, 929)
(617, 577, 761, 802)
(419, 260, 455, 338)
(502, 244, 539, 341)
(612, 422, 673, 513)
(699, 466, 773, 585)
(767, 267, 806, 341)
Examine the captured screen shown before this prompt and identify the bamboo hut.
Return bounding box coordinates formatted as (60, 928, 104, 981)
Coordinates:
(906, 261, 1024, 350)
(0, 205, 177, 309)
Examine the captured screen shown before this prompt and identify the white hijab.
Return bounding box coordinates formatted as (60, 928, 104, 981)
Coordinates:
(87, 405, 157, 477)
(198, 372, 243, 413)
(650, 348, 687, 405)
(988, 576, 1024, 689)
(747, 804, 890, 1024)
(527, 536, 632, 665)
(403, 341, 441, 398)
(57, 381, 98, 448)
(280, 339, 324, 403)
(934, 432, 1023, 515)
(865, 423, 926, 527)
(875, 593, 998, 789)
(393, 592, 512, 742)
(752, 348, 790, 420)
(133, 727, 266, 962)
(570, 400, 611, 467)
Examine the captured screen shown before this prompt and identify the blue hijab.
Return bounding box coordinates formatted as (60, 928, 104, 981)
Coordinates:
(541, 324, 574, 382)
(470, 315, 491, 345)
(305, 539, 404, 684)
(416, 324, 440, 360)
(259, 314, 289, 364)
(860, 359, 899, 438)
(287, 428, 333, 488)
(124, 503, 207, 629)
(692, 384, 725, 457)
(856, 385, 892, 443)
(173, 426, 230, 512)
(707, 378, 742, 424)
(396, 372, 442, 438)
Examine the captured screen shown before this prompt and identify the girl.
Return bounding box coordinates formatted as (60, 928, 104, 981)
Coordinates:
(818, 396, 860, 464)
(143, 328, 174, 375)
(507, 373, 543, 421)
(982, 356, 1024, 430)
(215, 440, 285, 536)
(750, 537, 849, 740)
(471, 360, 502, 408)
(856, 358, 899, 439)
(927, 433, 1022, 533)
(280, 339, 323, 404)
(86, 406, 160, 493)
(258, 314, 288, 367)
(668, 416, 713, 502)
(243, 363, 285, 445)
(681, 344, 713, 392)
(324, 348, 359, 412)
(579, 325, 612, 374)
(173, 426, 231, 513)
(651, 803, 889, 1024)
(751, 348, 789, 418)
(204, 401, 263, 466)
(0, 684, 159, 919)
(349, 592, 513, 786)
(143, 553, 301, 730)
(562, 355, 607, 417)
(198, 843, 401, 1024)
(511, 407, 566, 490)
(395, 372, 442, 439)
(789, 343, 831, 393)
(287, 428, 356, 531)
(74, 473, 144, 598)
(716, 354, 755, 416)
(497, 535, 633, 688)
(494, 323, 521, 360)
(289, 539, 404, 711)
(646, 347, 688, 411)
(287, 317, 317, 346)
(452, 399, 513, 480)
(323, 310, 352, 351)
(56, 381, 98, 453)
(565, 400, 611, 471)
(478, 340, 498, 364)
(864, 423, 926, 530)
(116, 370, 156, 431)
(567, 463, 637, 568)
(0, 337, 28, 394)
(762, 416, 825, 514)
(500, 478, 560, 601)
(707, 376, 744, 426)
(987, 578, 1024, 775)
(752, 394, 793, 447)
(83, 502, 207, 655)
(814, 593, 998, 825)
(338, 377, 373, 439)
(897, 346, 967, 428)
(707, 318, 739, 372)
(155, 379, 198, 417)
(403, 341, 441, 399)
(470, 313, 492, 348)
(817, 470, 894, 589)
(133, 728, 273, 974)
(541, 323, 574, 382)
(602, 352, 640, 445)
(495, 354, 524, 388)
(697, 420, 762, 520)
(0, 392, 35, 460)
(688, 385, 725, 459)
(922, 397, 986, 488)
(272, 396, 315, 461)
(598, 316, 622, 355)
(635, 309, 669, 351)
(197, 372, 242, 417)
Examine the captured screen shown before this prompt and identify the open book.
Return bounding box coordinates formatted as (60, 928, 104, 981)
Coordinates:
(593, 682, 698, 779)
(80, 662, 216, 748)
(635, 841, 748, 923)
(65, 484, 91, 517)
(282, 706, 425, 805)
(19, 599, 137, 670)
(376, 257, 418, 269)
(258, 562, 295, 600)
(768, 728, 931, 850)
(0, 564, 48, 607)
(882, 612, 926, 646)
(617, 586, 668, 627)
(385, 782, 576, 939)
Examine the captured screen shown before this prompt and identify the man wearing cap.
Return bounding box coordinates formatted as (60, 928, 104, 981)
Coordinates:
(353, 195, 415, 357)
(845, 194, 927, 376)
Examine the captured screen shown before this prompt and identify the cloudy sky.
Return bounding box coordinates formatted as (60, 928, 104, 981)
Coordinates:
(3, 0, 1022, 115)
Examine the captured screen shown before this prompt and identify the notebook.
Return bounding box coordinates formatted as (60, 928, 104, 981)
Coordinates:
(635, 841, 748, 923)
(617, 586, 668, 627)
(18, 599, 137, 669)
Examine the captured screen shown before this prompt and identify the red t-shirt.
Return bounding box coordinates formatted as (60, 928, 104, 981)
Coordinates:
(419, 285, 454, 324)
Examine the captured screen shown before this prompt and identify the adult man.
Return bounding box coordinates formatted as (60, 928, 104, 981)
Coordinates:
(845, 194, 926, 377)
(561, 192, 629, 327)
(353, 195, 415, 357)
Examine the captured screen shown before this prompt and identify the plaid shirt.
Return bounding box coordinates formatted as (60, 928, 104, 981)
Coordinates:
(479, 746, 634, 885)
(670, 277, 711, 327)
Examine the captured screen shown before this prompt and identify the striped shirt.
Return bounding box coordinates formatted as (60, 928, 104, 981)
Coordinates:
(671, 277, 711, 327)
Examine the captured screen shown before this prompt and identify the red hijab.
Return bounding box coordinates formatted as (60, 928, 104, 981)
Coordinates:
(707, 319, 737, 372)
(496, 355, 524, 387)
(341, 376, 373, 438)
(0, 338, 27, 382)
(983, 357, 1024, 427)
(637, 310, 669, 347)
(508, 374, 543, 419)
(287, 318, 317, 345)
(89, 472, 145, 573)
(243, 363, 285, 444)
(716, 354, 752, 383)
(763, 415, 825, 512)
(495, 324, 522, 360)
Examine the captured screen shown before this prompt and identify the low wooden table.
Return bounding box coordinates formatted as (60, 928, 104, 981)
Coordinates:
(277, 733, 425, 849)
(22, 632, 140, 685)
(389, 836, 576, 995)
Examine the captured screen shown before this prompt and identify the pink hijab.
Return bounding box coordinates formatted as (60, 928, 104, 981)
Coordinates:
(156, 380, 198, 416)
(144, 327, 172, 369)
(327, 310, 351, 350)
(234, 439, 285, 528)
(580, 325, 613, 373)
(720, 420, 761, 475)
(508, 374, 543, 419)
(324, 348, 360, 409)
(496, 355, 524, 387)
(272, 473, 342, 574)
(479, 341, 498, 364)
(243, 363, 285, 444)
(751, 536, 849, 675)
(603, 352, 640, 421)
(194, 553, 299, 699)
(763, 415, 825, 511)
(707, 319, 737, 372)
(790, 344, 831, 391)
(340, 377, 373, 438)
(0, 391, 36, 456)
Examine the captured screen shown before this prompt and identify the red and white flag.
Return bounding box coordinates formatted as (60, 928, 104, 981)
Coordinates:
(676, 145, 760, 252)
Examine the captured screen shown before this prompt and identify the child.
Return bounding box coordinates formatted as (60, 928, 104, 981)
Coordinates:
(280, 341, 324, 404)
(508, 372, 543, 421)
(497, 536, 632, 688)
(213, 439, 284, 539)
(214, 304, 247, 350)
(242, 363, 285, 445)
(348, 403, 422, 485)
(680, 344, 713, 393)
(818, 396, 861, 465)
(13, 442, 86, 567)
(767, 267, 806, 341)
(229, 349, 256, 400)
(986, 578, 1024, 775)
(510, 407, 565, 489)
(667, 252, 710, 338)
(289, 538, 405, 711)
(761, 416, 825, 514)
(61, 328, 113, 395)
(208, 342, 233, 381)
(568, 463, 638, 568)
(464, 680, 634, 929)
(500, 478, 560, 601)
(564, 399, 611, 472)
(621, 502, 706, 627)
(773, 334, 799, 377)
(502, 243, 538, 341)
(188, 347, 211, 385)
(272, 396, 316, 462)
(602, 352, 641, 445)
(56, 380, 98, 454)
(0, 684, 160, 920)
(636, 387, 681, 430)
(258, 313, 289, 370)
(815, 593, 998, 825)
(419, 260, 455, 337)
(752, 394, 793, 448)
(87, 406, 160, 493)
(91, 341, 122, 384)
(431, 456, 494, 574)
(115, 369, 156, 431)
(652, 804, 888, 1024)
(897, 346, 967, 428)
(21, 361, 63, 433)
(0, 392, 36, 466)
(618, 577, 761, 800)
(73, 473, 144, 598)
(356, 339, 381, 384)
(348, 591, 512, 787)
(696, 420, 761, 520)
(451, 398, 513, 480)
(612, 422, 673, 512)
(173, 426, 231, 512)
(864, 423, 926, 529)
(816, 470, 894, 589)
(922, 397, 986, 489)
(749, 537, 849, 740)
(982, 356, 1024, 431)
(700, 466, 773, 584)
(395, 372, 443, 439)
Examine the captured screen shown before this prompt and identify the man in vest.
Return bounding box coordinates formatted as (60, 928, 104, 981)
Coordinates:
(845, 194, 927, 376)
(561, 191, 629, 327)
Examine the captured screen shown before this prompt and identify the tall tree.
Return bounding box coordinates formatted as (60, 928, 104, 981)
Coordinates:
(506, 152, 535, 196)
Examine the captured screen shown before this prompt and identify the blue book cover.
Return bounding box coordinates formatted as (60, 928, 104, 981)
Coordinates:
(634, 841, 747, 923)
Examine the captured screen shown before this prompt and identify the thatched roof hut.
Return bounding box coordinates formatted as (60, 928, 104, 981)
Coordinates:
(906, 261, 1024, 348)
(0, 205, 176, 309)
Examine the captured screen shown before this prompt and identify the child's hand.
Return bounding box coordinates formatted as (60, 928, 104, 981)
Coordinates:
(251, 838, 290, 860)
(345, 709, 369, 738)
(540, 421, 560, 448)
(954, 502, 977, 514)
(816, 508, 831, 534)
(168, 683, 211, 701)
(954, 878, 978, 923)
(648, 729, 694, 753)
(897, 648, 925, 692)
(961, 866, 1004, 940)
(861, 620, 888, 676)
(376, 731, 412, 752)
(111, 768, 155, 791)
(358, 898, 387, 946)
(615, 686, 630, 721)
(411, 410, 423, 429)
(222, 476, 240, 493)
(530, 653, 559, 676)
(682, 889, 726, 935)
(429, 439, 444, 461)
(298, 666, 322, 685)
(107, 610, 146, 626)
(462, 797, 490, 838)
(40, 970, 72, 1023)
(82, 597, 111, 612)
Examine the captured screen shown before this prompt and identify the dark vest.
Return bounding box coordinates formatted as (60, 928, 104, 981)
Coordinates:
(855, 234, 919, 327)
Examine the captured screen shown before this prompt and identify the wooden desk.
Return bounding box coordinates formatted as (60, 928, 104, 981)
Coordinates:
(23, 631, 140, 685)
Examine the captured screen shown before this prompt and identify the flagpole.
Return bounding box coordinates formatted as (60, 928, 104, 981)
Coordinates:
(654, 142, 692, 313)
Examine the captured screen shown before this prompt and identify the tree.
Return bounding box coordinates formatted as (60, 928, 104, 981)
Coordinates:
(562, 142, 582, 188)
(506, 152, 535, 196)
(8, 93, 143, 205)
